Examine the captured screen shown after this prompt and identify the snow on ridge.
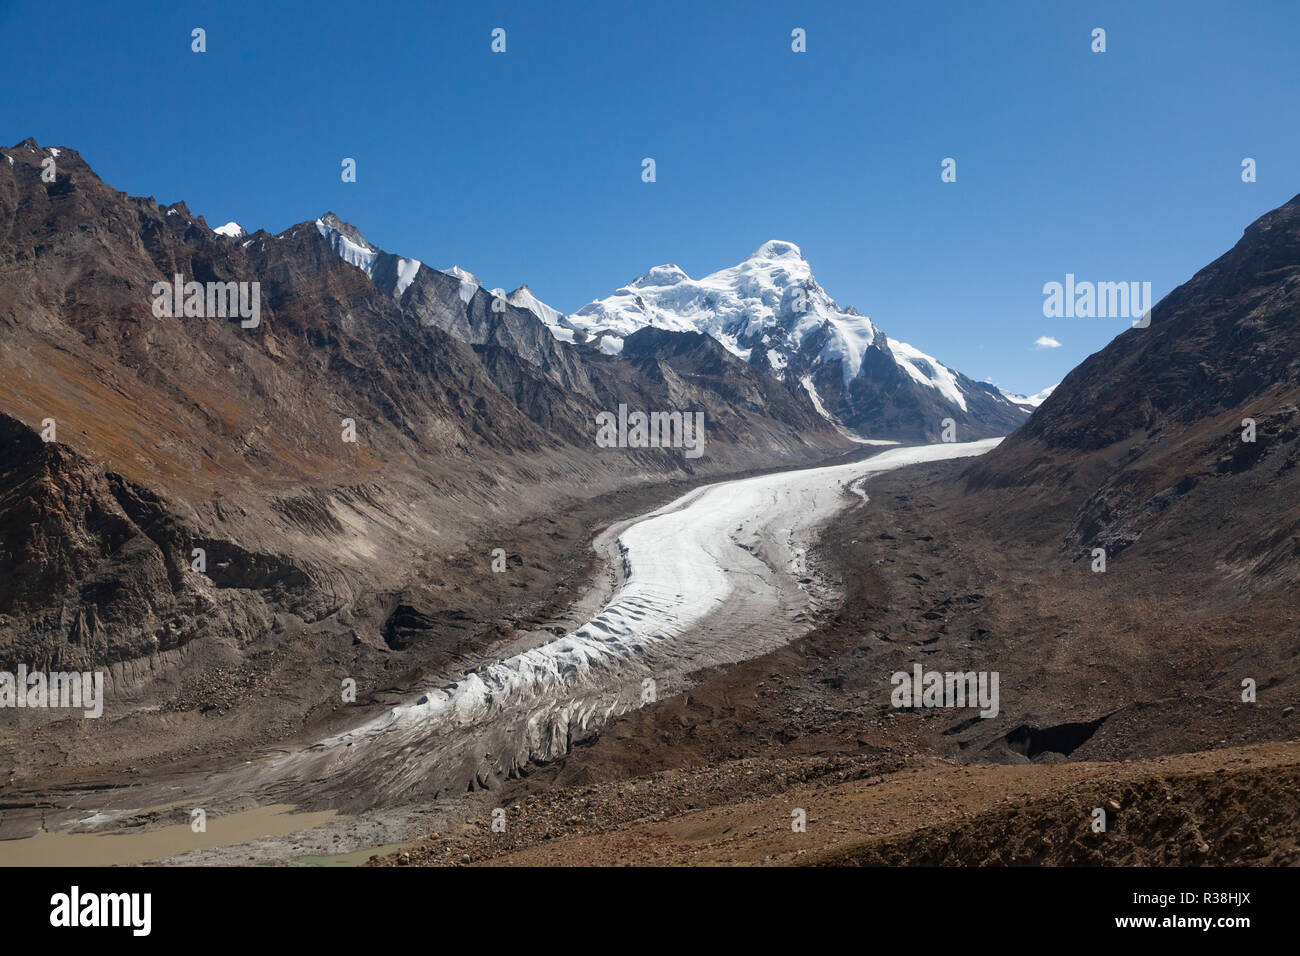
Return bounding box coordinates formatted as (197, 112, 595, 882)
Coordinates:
(287, 214, 987, 419)
(310, 214, 571, 330)
(508, 284, 566, 328)
(1003, 384, 1058, 408)
(316, 216, 379, 276)
(442, 265, 481, 304)
(394, 257, 421, 296)
(888, 338, 968, 411)
(214, 221, 245, 238)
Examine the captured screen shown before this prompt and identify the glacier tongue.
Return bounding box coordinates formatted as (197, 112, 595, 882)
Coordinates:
(248, 440, 1003, 802)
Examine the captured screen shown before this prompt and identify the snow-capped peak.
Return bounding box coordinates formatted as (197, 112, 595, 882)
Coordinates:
(564, 239, 1021, 434)
(631, 264, 689, 288)
(508, 284, 578, 342)
(1003, 384, 1058, 408)
(571, 238, 875, 377)
(316, 212, 380, 276)
(750, 239, 802, 260)
(444, 265, 480, 288)
(441, 265, 481, 304)
(214, 221, 245, 238)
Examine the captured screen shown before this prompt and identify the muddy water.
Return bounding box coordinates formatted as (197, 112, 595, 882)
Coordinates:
(0, 804, 336, 866)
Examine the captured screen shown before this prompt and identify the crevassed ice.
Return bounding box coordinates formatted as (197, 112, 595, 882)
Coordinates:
(307, 440, 1003, 771)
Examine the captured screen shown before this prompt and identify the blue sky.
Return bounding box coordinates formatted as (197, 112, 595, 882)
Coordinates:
(2, 0, 1297, 394)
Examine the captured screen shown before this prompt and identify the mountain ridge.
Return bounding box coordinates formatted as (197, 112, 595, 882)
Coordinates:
(313, 215, 1031, 442)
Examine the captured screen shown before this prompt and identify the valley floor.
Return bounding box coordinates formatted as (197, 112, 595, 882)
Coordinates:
(373, 453, 1300, 867)
(4, 449, 1295, 866)
(376, 741, 1300, 867)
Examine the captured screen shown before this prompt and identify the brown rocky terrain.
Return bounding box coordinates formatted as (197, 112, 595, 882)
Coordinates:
(369, 196, 1300, 867)
(372, 454, 1300, 867)
(3, 144, 1297, 871)
(0, 138, 852, 786)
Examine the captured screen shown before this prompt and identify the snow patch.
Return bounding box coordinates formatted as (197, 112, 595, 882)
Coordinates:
(1003, 384, 1058, 408)
(443, 265, 480, 304)
(394, 257, 421, 296)
(889, 339, 968, 411)
(316, 216, 379, 276)
(800, 375, 833, 421)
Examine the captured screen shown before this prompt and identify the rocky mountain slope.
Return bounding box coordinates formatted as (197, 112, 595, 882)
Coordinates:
(0, 137, 848, 713)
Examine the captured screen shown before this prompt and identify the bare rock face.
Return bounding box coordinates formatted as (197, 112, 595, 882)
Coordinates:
(0, 139, 849, 693)
(0, 412, 300, 673)
(962, 193, 1300, 593)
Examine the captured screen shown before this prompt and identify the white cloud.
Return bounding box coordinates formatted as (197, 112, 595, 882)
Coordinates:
(1034, 335, 1062, 349)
